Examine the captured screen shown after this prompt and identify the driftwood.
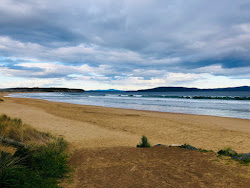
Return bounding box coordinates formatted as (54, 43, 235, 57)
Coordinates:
(0, 137, 26, 148)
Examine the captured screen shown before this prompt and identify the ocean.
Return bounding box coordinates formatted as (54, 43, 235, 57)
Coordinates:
(9, 91, 250, 120)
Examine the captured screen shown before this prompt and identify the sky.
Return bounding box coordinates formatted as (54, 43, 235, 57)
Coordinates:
(0, 0, 250, 90)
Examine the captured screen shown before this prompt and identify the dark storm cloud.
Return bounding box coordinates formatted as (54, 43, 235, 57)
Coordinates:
(0, 0, 86, 46)
(0, 0, 250, 81)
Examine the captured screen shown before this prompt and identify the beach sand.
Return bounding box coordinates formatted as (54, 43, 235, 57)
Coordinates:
(1, 95, 250, 187)
(0, 95, 249, 153)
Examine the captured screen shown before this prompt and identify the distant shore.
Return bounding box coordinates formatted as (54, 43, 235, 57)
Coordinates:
(0, 87, 84, 93)
(0, 94, 249, 153)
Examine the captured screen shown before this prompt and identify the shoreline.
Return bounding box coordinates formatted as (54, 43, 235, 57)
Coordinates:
(4, 93, 250, 120)
(0, 95, 249, 153)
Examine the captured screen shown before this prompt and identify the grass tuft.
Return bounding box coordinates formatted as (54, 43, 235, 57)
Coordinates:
(0, 138, 70, 187)
(0, 114, 52, 144)
(137, 135, 151, 148)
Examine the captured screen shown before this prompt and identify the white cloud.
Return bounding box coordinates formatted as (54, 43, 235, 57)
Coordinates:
(0, 77, 60, 88)
(0, 0, 250, 89)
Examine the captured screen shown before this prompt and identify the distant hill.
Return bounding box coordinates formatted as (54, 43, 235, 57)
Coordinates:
(129, 86, 250, 92)
(0, 87, 84, 93)
(204, 86, 250, 91)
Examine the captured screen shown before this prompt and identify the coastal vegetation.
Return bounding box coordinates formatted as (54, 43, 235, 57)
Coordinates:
(218, 147, 237, 157)
(179, 144, 250, 165)
(136, 135, 151, 148)
(217, 147, 250, 165)
(179, 143, 213, 152)
(0, 114, 70, 187)
(0, 114, 51, 144)
(0, 98, 3, 102)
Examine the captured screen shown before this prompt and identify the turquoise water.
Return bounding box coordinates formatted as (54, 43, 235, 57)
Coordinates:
(9, 91, 250, 119)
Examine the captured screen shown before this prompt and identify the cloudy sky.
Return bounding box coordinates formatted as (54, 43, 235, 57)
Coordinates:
(0, 0, 250, 90)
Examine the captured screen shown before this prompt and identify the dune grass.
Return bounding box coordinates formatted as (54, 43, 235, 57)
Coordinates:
(0, 114, 70, 187)
(0, 138, 70, 187)
(0, 114, 52, 144)
(0, 98, 3, 102)
(0, 151, 21, 173)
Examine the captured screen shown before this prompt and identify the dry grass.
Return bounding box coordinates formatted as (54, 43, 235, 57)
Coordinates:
(0, 114, 53, 145)
(0, 145, 16, 155)
(69, 146, 250, 187)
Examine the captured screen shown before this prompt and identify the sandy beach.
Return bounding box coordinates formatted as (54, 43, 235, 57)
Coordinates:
(1, 94, 250, 187)
(0, 95, 249, 153)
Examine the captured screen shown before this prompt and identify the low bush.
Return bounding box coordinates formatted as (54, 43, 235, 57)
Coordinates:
(0, 151, 21, 174)
(179, 143, 198, 150)
(0, 166, 58, 188)
(0, 138, 70, 187)
(137, 135, 151, 148)
(179, 144, 213, 152)
(239, 155, 250, 164)
(217, 147, 237, 157)
(217, 147, 250, 165)
(0, 114, 70, 187)
(26, 138, 69, 179)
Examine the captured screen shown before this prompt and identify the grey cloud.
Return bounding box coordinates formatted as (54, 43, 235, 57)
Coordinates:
(2, 64, 43, 72)
(0, 0, 250, 82)
(0, 64, 63, 78)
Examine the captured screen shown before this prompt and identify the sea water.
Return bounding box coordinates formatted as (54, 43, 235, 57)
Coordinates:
(9, 91, 250, 119)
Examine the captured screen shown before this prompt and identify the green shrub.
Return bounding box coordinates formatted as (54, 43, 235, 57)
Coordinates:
(217, 147, 237, 157)
(31, 138, 69, 179)
(179, 144, 213, 152)
(137, 135, 151, 148)
(0, 166, 58, 188)
(241, 157, 250, 164)
(217, 147, 250, 165)
(14, 138, 69, 179)
(0, 138, 70, 187)
(0, 115, 70, 187)
(0, 98, 3, 102)
(0, 151, 21, 174)
(232, 153, 250, 165)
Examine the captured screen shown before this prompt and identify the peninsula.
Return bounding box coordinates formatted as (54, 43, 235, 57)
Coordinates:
(0, 87, 84, 93)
